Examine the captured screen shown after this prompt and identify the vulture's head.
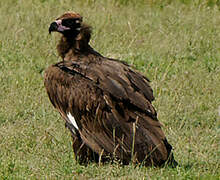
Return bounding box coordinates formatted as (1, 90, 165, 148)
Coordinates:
(49, 12, 84, 38)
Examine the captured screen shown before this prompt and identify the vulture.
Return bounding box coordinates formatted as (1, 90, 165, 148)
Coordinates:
(44, 12, 177, 167)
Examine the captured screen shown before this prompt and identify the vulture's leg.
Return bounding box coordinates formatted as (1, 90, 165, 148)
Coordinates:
(71, 135, 100, 164)
(65, 122, 99, 164)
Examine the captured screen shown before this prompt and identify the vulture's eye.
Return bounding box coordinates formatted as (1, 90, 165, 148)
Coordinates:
(62, 19, 75, 27)
(62, 18, 81, 28)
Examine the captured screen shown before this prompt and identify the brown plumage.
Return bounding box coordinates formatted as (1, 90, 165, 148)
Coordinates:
(44, 12, 177, 166)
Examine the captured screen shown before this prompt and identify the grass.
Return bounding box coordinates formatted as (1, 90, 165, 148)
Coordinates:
(0, 0, 219, 179)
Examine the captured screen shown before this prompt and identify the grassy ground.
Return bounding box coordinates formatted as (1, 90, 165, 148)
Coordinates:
(0, 0, 220, 179)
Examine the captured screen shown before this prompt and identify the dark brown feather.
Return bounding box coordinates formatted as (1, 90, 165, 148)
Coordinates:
(44, 12, 177, 166)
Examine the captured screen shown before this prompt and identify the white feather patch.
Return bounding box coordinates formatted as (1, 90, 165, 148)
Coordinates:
(67, 112, 79, 130)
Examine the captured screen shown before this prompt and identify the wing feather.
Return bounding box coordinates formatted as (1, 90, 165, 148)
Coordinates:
(56, 58, 156, 116)
(44, 58, 171, 165)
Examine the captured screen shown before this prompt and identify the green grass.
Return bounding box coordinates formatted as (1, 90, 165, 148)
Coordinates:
(0, 0, 220, 179)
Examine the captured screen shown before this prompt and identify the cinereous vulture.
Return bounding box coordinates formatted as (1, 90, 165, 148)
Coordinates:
(44, 12, 177, 166)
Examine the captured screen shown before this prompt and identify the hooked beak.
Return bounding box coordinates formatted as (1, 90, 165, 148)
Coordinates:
(49, 22, 58, 34)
